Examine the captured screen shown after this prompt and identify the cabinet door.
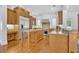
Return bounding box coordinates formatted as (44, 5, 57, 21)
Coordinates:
(58, 11, 63, 25)
(49, 35, 57, 52)
(56, 35, 68, 53)
(7, 9, 17, 24)
(69, 32, 78, 53)
(49, 34, 68, 53)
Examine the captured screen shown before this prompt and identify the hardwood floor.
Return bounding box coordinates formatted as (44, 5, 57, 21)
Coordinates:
(0, 34, 71, 53)
(7, 39, 29, 53)
(0, 45, 7, 53)
(6, 35, 50, 53)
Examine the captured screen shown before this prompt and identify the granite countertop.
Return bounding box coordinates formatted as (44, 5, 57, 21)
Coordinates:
(49, 30, 78, 36)
(21, 29, 42, 32)
(49, 31, 69, 36)
(7, 29, 18, 34)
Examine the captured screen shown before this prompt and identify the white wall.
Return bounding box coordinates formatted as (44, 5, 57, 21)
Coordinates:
(63, 10, 78, 30)
(36, 13, 57, 28)
(0, 6, 7, 45)
(34, 10, 78, 30)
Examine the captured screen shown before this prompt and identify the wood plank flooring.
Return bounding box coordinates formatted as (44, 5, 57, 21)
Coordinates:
(5, 36, 50, 53)
(0, 35, 69, 53)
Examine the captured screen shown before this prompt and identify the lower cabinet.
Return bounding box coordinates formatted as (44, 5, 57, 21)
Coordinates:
(49, 34, 68, 53)
(29, 30, 43, 52)
(7, 31, 18, 41)
(69, 31, 78, 53)
(28, 30, 78, 53)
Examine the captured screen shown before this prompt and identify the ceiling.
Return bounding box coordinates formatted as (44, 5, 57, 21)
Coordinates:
(7, 5, 79, 19)
(7, 5, 63, 17)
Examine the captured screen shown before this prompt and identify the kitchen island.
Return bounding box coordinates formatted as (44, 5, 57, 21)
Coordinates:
(49, 32, 68, 53)
(49, 31, 78, 53)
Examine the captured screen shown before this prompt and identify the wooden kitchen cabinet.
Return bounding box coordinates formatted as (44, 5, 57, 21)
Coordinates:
(7, 30, 18, 41)
(29, 16, 36, 27)
(31, 18, 36, 25)
(7, 8, 17, 24)
(69, 31, 78, 53)
(29, 30, 43, 44)
(39, 35, 50, 52)
(8, 33, 15, 41)
(49, 34, 68, 53)
(29, 29, 43, 52)
(58, 11, 63, 25)
(14, 7, 30, 17)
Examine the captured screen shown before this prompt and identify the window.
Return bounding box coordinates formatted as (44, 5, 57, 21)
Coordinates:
(66, 19, 72, 26)
(36, 19, 42, 28)
(66, 18, 72, 30)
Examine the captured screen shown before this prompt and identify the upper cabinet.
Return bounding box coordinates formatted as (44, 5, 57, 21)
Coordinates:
(29, 16, 36, 25)
(58, 11, 63, 25)
(14, 7, 30, 17)
(14, 7, 36, 28)
(7, 7, 36, 28)
(14, 7, 30, 25)
(7, 8, 17, 24)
